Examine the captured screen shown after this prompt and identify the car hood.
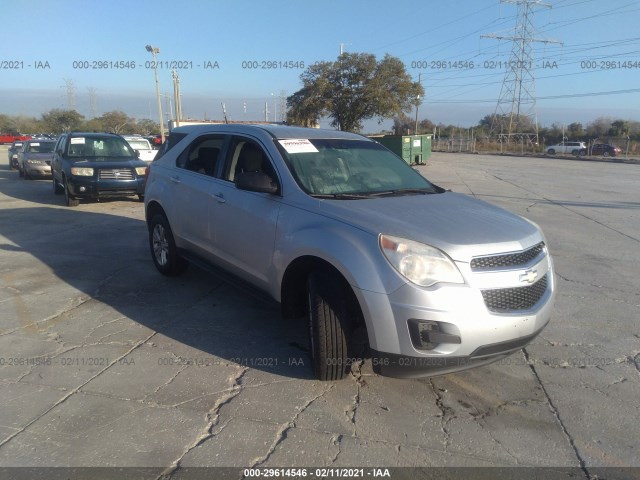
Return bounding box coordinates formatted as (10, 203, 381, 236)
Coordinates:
(25, 153, 53, 160)
(317, 192, 542, 262)
(69, 157, 146, 168)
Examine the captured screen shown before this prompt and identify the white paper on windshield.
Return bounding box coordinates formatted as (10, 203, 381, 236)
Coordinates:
(70, 137, 85, 144)
(278, 139, 319, 154)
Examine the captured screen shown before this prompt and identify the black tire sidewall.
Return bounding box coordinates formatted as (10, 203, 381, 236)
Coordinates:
(307, 270, 351, 381)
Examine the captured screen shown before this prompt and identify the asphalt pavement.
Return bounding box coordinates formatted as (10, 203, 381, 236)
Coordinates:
(0, 146, 638, 480)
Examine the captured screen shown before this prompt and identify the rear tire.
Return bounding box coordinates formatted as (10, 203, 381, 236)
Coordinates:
(148, 213, 188, 276)
(307, 270, 351, 381)
(547, 149, 555, 155)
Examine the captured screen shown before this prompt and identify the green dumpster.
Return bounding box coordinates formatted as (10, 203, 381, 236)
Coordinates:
(369, 134, 432, 165)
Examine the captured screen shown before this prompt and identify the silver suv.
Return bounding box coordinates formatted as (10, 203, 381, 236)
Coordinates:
(145, 125, 555, 381)
(546, 141, 586, 155)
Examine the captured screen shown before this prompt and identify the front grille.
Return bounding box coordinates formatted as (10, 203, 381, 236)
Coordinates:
(481, 274, 548, 313)
(471, 242, 545, 270)
(99, 168, 134, 180)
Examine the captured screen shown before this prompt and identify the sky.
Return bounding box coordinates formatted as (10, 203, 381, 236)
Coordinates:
(1, 0, 639, 131)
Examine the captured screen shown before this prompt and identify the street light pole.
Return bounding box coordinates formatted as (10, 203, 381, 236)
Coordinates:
(146, 44, 165, 143)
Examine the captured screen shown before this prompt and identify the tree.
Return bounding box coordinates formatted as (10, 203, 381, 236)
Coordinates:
(135, 118, 160, 135)
(41, 109, 84, 133)
(567, 122, 584, 139)
(392, 114, 435, 135)
(98, 110, 134, 134)
(392, 113, 414, 135)
(586, 117, 613, 139)
(287, 53, 423, 132)
(609, 120, 629, 137)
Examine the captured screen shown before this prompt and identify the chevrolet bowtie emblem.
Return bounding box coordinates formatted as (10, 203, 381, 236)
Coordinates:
(520, 269, 538, 284)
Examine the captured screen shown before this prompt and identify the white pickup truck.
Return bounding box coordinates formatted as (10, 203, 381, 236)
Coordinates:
(123, 136, 156, 163)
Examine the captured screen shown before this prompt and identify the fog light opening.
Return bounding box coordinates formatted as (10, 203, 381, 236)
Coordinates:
(408, 319, 461, 351)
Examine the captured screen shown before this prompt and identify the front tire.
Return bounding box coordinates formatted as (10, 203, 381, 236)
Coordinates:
(148, 213, 188, 276)
(53, 175, 63, 194)
(547, 149, 555, 155)
(307, 271, 351, 381)
(64, 177, 79, 207)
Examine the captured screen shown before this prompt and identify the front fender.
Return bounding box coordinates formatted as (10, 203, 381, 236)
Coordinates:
(273, 210, 406, 298)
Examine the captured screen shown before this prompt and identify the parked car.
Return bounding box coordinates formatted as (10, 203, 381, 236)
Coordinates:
(546, 141, 586, 155)
(51, 132, 148, 206)
(17, 139, 56, 179)
(145, 124, 555, 381)
(587, 143, 621, 157)
(8, 140, 27, 169)
(123, 136, 157, 163)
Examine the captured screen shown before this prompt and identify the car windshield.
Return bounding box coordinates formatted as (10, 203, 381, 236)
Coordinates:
(67, 137, 134, 159)
(275, 138, 441, 197)
(27, 142, 55, 153)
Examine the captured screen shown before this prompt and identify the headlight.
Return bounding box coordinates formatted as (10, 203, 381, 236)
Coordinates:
(71, 167, 94, 176)
(135, 167, 147, 175)
(380, 234, 464, 287)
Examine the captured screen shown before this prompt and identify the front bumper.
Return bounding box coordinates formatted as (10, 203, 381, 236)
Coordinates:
(355, 254, 555, 378)
(25, 165, 52, 177)
(67, 177, 145, 198)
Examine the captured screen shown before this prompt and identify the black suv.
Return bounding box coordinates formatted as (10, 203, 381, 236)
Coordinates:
(52, 132, 148, 206)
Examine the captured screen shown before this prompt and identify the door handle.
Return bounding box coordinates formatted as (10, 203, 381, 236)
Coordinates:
(170, 175, 181, 184)
(212, 192, 226, 203)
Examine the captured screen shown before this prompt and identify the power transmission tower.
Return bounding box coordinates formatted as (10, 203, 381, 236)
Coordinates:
(62, 78, 77, 111)
(481, 0, 562, 144)
(87, 87, 98, 118)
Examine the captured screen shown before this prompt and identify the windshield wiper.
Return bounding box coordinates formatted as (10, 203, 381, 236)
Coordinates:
(367, 188, 436, 197)
(310, 193, 371, 200)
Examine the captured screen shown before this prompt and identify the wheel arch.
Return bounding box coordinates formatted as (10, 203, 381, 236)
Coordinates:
(145, 200, 167, 227)
(281, 256, 365, 326)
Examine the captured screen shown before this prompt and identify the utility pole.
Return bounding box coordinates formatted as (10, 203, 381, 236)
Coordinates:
(414, 73, 424, 135)
(145, 44, 165, 143)
(481, 0, 562, 145)
(172, 69, 182, 128)
(279, 90, 287, 123)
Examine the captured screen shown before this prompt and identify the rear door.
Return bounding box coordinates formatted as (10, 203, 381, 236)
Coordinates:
(169, 134, 226, 256)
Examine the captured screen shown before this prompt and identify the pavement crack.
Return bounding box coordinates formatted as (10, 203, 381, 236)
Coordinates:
(156, 366, 248, 480)
(329, 434, 343, 465)
(0, 294, 92, 337)
(345, 365, 364, 437)
(0, 330, 158, 449)
(523, 348, 590, 479)
(429, 379, 454, 451)
(248, 384, 335, 468)
(489, 173, 640, 244)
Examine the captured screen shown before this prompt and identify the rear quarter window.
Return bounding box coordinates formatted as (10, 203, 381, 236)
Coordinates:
(154, 132, 188, 161)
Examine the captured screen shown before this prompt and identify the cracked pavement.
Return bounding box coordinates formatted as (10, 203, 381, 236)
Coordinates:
(0, 149, 638, 477)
